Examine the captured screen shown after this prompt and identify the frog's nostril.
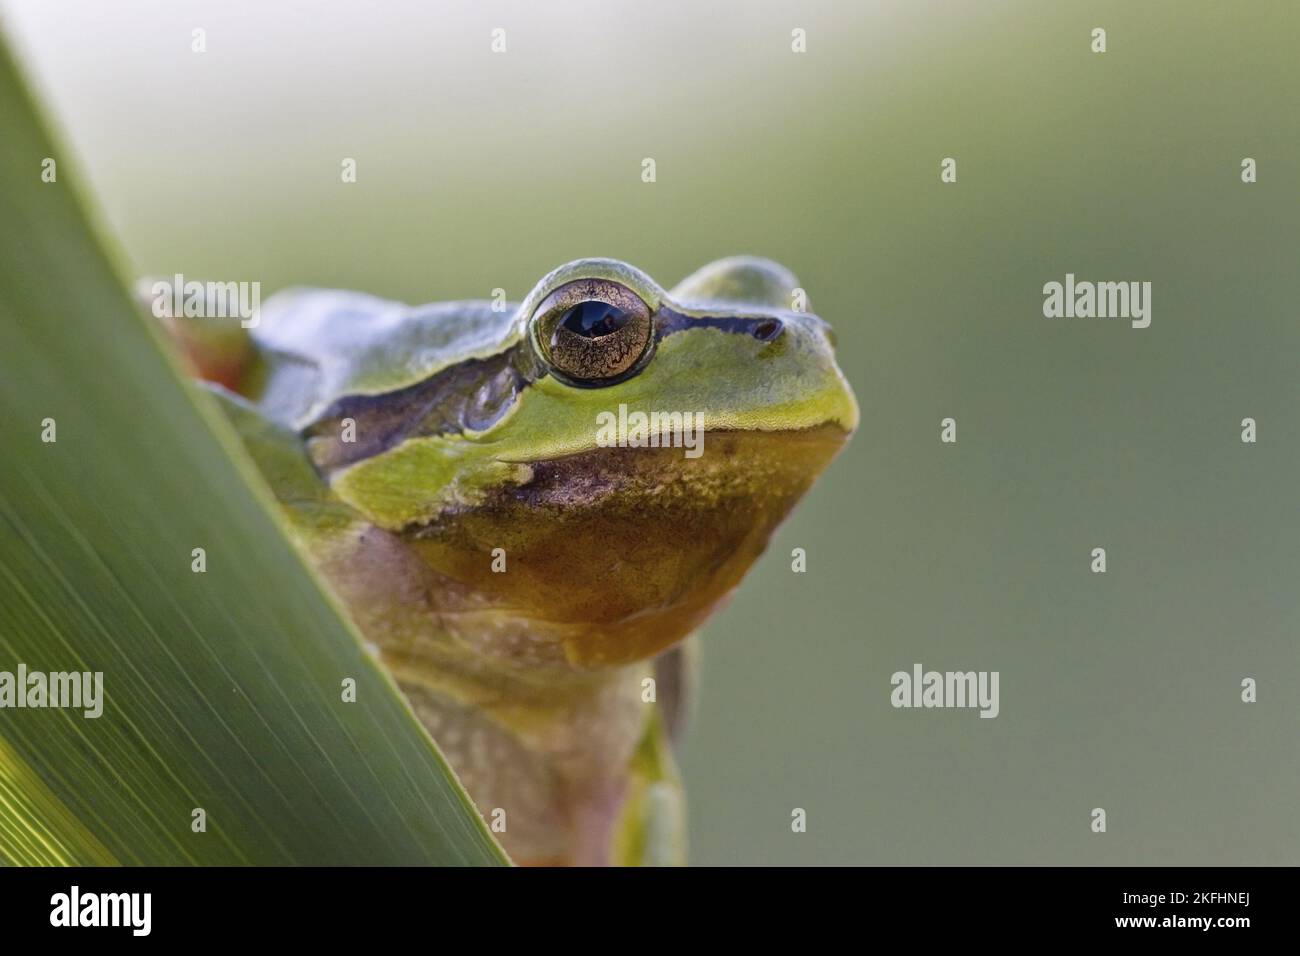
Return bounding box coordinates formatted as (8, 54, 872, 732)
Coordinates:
(752, 319, 783, 342)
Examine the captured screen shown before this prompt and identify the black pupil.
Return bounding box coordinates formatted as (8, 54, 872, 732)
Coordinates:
(559, 301, 631, 339)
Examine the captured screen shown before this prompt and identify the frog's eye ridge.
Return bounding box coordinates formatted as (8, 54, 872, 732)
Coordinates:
(531, 279, 653, 386)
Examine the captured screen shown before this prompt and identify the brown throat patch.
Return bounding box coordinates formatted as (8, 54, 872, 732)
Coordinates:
(399, 424, 851, 668)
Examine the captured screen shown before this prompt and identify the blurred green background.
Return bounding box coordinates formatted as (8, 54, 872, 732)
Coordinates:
(5, 0, 1297, 864)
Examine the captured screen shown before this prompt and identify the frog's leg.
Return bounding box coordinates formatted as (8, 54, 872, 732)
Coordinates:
(611, 708, 687, 866)
(605, 637, 698, 866)
(136, 280, 258, 393)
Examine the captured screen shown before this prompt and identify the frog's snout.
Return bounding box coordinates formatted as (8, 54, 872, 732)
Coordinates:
(764, 309, 858, 436)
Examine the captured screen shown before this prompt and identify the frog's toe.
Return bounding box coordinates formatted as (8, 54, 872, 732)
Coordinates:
(134, 277, 256, 392)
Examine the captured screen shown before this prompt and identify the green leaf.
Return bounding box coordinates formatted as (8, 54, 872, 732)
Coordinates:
(0, 32, 507, 866)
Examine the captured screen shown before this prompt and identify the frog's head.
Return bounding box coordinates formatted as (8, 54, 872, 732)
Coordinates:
(320, 258, 857, 669)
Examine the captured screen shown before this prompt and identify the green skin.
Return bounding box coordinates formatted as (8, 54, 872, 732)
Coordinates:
(171, 257, 857, 865)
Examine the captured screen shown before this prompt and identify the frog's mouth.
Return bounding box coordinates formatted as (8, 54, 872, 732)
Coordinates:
(402, 422, 851, 669)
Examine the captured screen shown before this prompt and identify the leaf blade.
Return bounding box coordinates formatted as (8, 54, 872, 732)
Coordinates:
(0, 30, 507, 867)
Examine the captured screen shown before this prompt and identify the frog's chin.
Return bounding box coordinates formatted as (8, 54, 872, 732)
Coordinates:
(405, 422, 851, 670)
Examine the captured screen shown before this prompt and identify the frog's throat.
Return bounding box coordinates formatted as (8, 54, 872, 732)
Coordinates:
(393, 422, 850, 669)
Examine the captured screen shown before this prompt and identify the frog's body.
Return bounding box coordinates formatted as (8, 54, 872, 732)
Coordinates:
(162, 258, 856, 865)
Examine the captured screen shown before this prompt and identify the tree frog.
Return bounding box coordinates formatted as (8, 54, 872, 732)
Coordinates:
(156, 257, 857, 865)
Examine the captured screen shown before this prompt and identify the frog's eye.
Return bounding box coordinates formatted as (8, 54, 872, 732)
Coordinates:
(530, 279, 654, 386)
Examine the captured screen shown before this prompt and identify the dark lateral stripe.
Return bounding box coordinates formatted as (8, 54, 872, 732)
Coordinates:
(654, 305, 788, 341)
(302, 345, 533, 473)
